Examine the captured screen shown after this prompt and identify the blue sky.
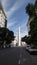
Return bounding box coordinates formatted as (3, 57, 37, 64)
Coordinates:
(1, 0, 35, 39)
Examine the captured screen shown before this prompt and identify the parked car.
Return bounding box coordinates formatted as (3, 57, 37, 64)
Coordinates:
(26, 46, 37, 55)
(26, 45, 31, 51)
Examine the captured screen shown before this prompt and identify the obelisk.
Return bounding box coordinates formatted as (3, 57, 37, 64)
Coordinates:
(18, 26, 21, 46)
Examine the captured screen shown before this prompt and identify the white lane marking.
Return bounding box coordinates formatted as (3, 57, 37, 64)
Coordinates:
(18, 59, 21, 64)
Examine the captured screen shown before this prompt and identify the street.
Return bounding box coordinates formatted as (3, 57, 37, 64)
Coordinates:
(0, 47, 37, 65)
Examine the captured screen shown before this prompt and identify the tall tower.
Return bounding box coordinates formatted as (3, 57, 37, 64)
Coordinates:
(18, 26, 21, 46)
(0, 1, 7, 28)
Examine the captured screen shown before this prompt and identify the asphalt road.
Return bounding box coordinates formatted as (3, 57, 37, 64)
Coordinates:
(0, 47, 36, 65)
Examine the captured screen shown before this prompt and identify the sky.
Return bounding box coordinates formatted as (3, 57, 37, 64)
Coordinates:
(1, 0, 35, 40)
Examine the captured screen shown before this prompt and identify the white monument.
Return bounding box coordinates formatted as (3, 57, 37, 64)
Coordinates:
(18, 26, 21, 46)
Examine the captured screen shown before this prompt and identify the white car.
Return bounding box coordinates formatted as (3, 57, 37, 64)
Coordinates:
(26, 45, 31, 50)
(27, 46, 37, 54)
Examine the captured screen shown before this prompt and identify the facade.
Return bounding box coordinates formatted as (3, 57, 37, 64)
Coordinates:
(0, 2, 7, 28)
(0, 2, 7, 48)
(10, 38, 17, 47)
(21, 42, 27, 47)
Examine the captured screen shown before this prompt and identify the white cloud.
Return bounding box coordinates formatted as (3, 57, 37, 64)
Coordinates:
(21, 31, 28, 38)
(13, 19, 28, 39)
(1, 0, 28, 39)
(2, 0, 10, 6)
(20, 19, 28, 37)
(7, 19, 17, 28)
(7, 22, 15, 28)
(20, 19, 28, 29)
(3, 0, 25, 18)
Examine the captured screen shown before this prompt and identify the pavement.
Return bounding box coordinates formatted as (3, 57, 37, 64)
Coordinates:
(0, 47, 37, 65)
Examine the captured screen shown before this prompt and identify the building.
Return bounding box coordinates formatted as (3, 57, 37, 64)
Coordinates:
(21, 41, 27, 47)
(10, 37, 17, 47)
(0, 2, 7, 48)
(0, 2, 7, 28)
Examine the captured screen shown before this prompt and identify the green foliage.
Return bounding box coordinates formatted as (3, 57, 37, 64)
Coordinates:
(29, 15, 37, 45)
(5, 29, 15, 45)
(26, 3, 35, 17)
(25, 0, 37, 46)
(16, 43, 18, 46)
(21, 35, 31, 45)
(0, 28, 6, 46)
(0, 28, 15, 47)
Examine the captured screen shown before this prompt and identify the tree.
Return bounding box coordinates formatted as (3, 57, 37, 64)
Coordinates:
(0, 28, 6, 47)
(26, 3, 35, 17)
(21, 35, 31, 45)
(29, 16, 37, 46)
(26, 0, 37, 46)
(5, 29, 15, 45)
(0, 27, 15, 47)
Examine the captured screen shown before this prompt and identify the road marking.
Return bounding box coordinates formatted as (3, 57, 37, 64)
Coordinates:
(18, 59, 21, 64)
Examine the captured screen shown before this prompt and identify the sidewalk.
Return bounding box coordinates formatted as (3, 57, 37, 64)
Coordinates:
(31, 55, 37, 65)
